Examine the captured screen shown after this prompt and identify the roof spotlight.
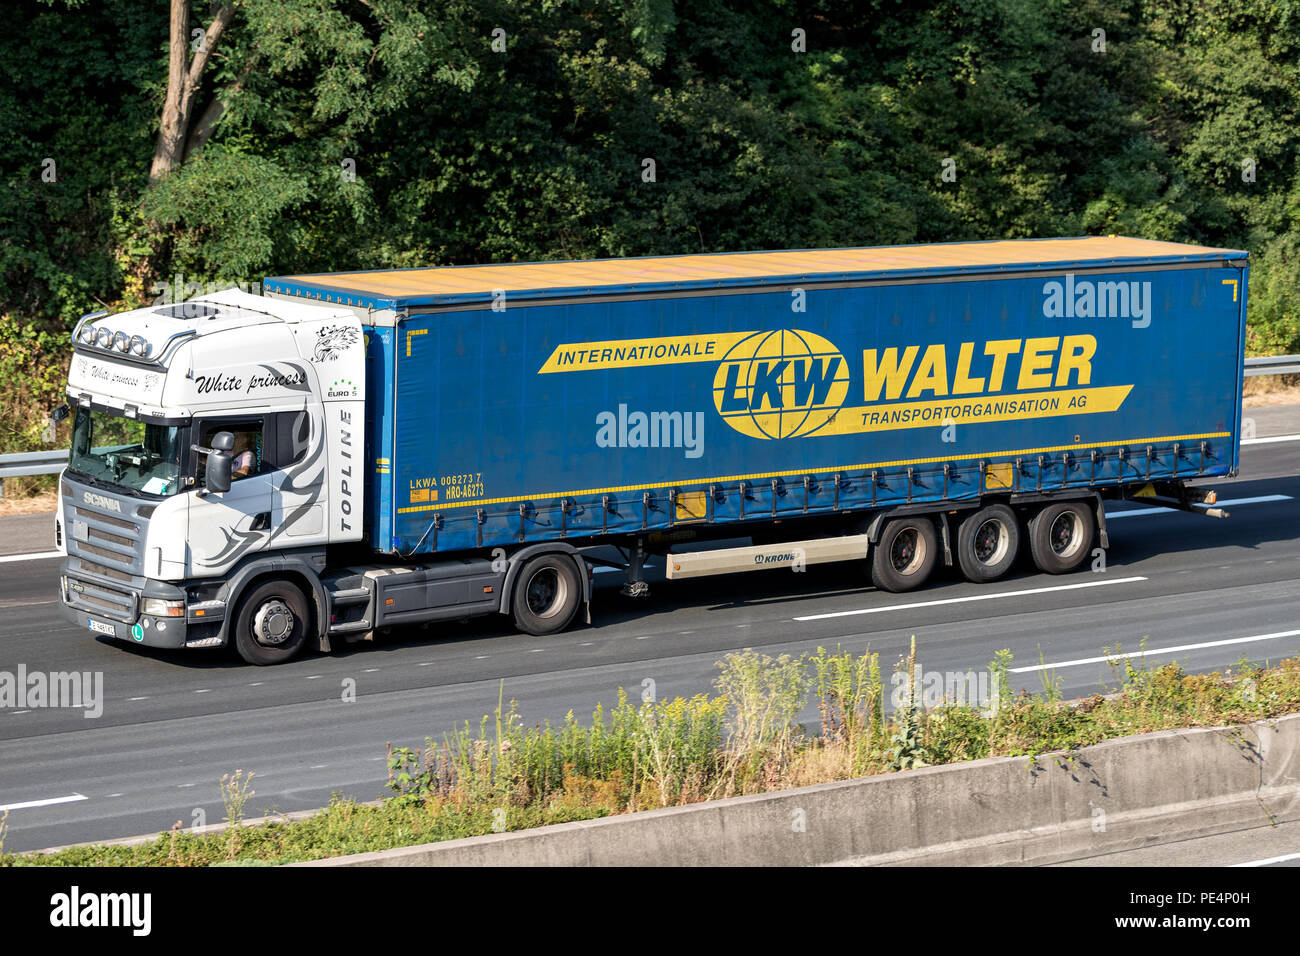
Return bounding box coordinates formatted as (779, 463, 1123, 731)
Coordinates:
(95, 327, 113, 347)
(113, 331, 130, 352)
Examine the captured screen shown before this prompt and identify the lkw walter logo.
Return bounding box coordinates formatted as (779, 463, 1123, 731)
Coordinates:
(712, 330, 850, 439)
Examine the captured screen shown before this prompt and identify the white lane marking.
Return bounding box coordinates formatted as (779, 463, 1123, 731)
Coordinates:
(1232, 851, 1300, 867)
(0, 793, 87, 812)
(1011, 629, 1300, 674)
(194, 689, 209, 694)
(305, 675, 322, 680)
(1107, 494, 1292, 519)
(127, 696, 148, 701)
(1242, 433, 1300, 445)
(8, 710, 30, 715)
(0, 550, 62, 564)
(795, 576, 1147, 622)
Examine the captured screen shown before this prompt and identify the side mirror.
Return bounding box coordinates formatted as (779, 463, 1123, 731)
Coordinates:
(50, 403, 69, 423)
(206, 431, 235, 493)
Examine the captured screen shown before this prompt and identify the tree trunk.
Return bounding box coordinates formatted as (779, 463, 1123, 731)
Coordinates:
(184, 52, 259, 162)
(149, 1, 236, 185)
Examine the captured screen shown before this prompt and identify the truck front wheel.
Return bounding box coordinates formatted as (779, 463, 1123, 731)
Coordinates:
(511, 554, 582, 635)
(233, 580, 310, 665)
(870, 516, 939, 593)
(1027, 501, 1095, 574)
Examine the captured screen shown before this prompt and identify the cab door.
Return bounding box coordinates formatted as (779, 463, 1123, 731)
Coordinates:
(187, 416, 274, 574)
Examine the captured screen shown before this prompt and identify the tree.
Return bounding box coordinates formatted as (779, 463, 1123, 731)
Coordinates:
(149, 0, 235, 185)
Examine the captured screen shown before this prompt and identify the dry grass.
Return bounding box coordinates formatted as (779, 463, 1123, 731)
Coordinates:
(1243, 374, 1300, 407)
(0, 490, 57, 515)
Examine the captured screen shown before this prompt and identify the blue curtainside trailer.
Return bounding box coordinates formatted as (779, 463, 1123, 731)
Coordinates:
(269, 234, 1248, 561)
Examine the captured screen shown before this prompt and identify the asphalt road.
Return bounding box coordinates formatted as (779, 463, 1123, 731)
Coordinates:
(1, 416, 1297, 858)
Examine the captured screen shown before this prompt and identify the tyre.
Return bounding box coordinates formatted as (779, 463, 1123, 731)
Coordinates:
(233, 579, 311, 665)
(1027, 500, 1095, 574)
(511, 553, 583, 635)
(870, 516, 939, 592)
(956, 504, 1020, 583)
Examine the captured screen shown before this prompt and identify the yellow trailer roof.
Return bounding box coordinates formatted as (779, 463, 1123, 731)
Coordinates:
(265, 236, 1245, 310)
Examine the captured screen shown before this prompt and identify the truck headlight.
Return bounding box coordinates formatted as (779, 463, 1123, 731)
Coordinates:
(142, 598, 184, 617)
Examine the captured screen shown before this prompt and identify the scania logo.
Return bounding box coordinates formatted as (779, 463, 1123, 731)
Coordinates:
(82, 491, 122, 513)
(712, 329, 850, 439)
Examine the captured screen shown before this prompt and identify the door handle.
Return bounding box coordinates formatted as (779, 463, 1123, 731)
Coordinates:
(251, 512, 271, 531)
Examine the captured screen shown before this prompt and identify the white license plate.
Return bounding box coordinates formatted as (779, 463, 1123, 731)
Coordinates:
(87, 618, 115, 635)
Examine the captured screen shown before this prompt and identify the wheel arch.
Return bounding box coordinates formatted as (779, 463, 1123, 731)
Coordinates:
(215, 552, 329, 651)
(496, 542, 591, 616)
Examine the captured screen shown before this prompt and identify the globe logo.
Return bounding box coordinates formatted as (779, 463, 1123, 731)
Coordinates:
(712, 329, 850, 439)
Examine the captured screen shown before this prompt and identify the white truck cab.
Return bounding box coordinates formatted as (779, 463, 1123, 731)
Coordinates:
(57, 289, 366, 663)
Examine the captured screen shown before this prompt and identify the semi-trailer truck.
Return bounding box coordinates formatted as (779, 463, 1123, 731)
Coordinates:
(52, 236, 1248, 664)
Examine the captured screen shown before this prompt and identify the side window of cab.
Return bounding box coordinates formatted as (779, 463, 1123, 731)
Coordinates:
(196, 419, 265, 486)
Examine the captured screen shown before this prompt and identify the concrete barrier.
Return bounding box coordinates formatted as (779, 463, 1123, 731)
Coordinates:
(297, 713, 1300, 866)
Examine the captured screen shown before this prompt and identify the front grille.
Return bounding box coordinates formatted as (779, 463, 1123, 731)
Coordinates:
(78, 540, 134, 565)
(76, 556, 132, 583)
(74, 506, 137, 532)
(88, 525, 133, 548)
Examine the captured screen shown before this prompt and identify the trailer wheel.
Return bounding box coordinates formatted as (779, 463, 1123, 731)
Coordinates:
(1027, 501, 1095, 574)
(233, 580, 310, 665)
(511, 554, 582, 636)
(956, 504, 1020, 583)
(870, 516, 939, 592)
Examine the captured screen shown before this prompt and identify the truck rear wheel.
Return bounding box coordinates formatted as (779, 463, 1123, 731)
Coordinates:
(511, 554, 582, 635)
(233, 580, 310, 665)
(870, 516, 939, 592)
(1027, 501, 1094, 574)
(956, 504, 1020, 583)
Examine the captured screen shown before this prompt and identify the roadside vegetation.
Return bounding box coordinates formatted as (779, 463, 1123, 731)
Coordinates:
(6, 641, 1298, 867)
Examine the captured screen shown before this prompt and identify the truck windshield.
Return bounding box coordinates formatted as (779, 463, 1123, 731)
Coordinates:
(67, 407, 188, 497)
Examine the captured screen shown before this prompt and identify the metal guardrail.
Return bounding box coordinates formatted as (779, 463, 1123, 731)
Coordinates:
(0, 449, 67, 479)
(0, 449, 67, 495)
(1246, 355, 1300, 376)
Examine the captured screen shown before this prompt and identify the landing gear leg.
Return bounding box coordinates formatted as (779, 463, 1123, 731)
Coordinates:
(621, 538, 650, 598)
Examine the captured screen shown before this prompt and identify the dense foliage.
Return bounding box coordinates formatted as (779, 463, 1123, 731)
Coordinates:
(2, 0, 1297, 433)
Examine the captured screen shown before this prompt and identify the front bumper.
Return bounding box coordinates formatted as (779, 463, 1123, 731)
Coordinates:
(57, 559, 222, 649)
